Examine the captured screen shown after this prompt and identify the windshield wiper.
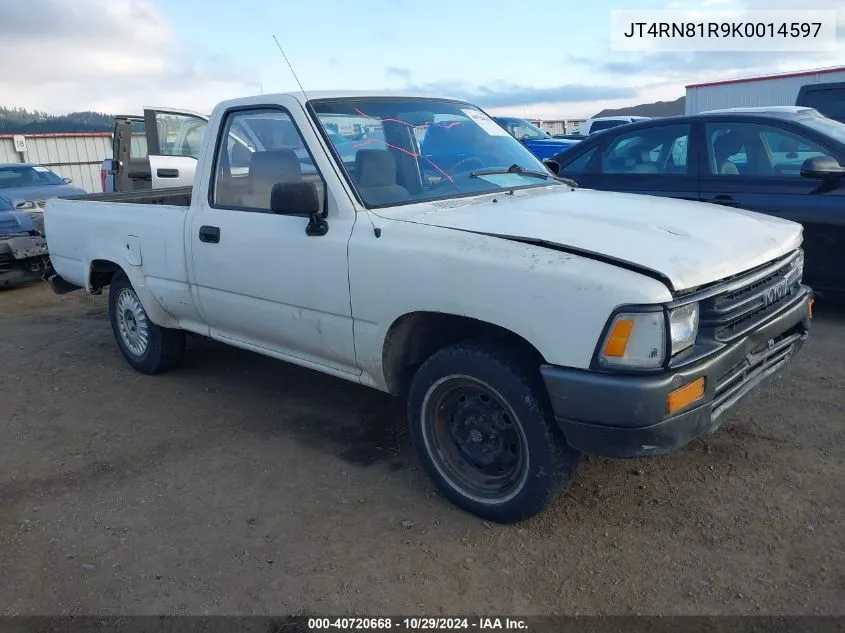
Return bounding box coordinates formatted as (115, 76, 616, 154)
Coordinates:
(470, 163, 578, 188)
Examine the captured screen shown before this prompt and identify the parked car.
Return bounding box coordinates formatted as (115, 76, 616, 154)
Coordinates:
(492, 117, 580, 159)
(0, 163, 86, 207)
(545, 106, 845, 296)
(578, 116, 651, 135)
(45, 90, 812, 523)
(0, 195, 49, 288)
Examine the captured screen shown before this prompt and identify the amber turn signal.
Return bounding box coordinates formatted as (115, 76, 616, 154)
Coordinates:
(667, 377, 705, 415)
(808, 296, 814, 319)
(603, 318, 634, 357)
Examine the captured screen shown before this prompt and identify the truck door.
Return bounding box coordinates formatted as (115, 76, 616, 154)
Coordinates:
(187, 105, 358, 375)
(114, 116, 152, 191)
(143, 107, 210, 189)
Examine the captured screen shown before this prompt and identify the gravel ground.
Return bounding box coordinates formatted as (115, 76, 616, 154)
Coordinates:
(1, 282, 843, 616)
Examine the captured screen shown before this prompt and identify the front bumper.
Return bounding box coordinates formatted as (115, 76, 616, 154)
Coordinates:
(540, 286, 813, 458)
(0, 234, 48, 260)
(0, 235, 50, 287)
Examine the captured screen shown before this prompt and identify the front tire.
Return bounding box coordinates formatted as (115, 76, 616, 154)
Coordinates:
(108, 271, 185, 374)
(407, 340, 581, 523)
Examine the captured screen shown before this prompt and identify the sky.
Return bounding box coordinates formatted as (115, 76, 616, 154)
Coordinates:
(1, 0, 843, 120)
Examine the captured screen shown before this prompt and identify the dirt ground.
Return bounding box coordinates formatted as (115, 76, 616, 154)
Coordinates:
(1, 282, 843, 616)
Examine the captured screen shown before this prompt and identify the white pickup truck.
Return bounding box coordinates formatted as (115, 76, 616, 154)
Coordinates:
(44, 91, 814, 523)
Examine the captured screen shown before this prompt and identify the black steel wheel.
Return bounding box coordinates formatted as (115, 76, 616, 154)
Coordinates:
(408, 340, 581, 523)
(423, 375, 529, 503)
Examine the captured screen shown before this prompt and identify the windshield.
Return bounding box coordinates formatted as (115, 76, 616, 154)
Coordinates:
(0, 165, 65, 189)
(310, 98, 561, 208)
(496, 118, 551, 141)
(799, 114, 845, 146)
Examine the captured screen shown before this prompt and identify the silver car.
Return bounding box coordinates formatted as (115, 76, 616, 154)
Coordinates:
(0, 163, 86, 209)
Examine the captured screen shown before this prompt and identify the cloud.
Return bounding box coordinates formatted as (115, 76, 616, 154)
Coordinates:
(0, 0, 259, 114)
(403, 82, 639, 108)
(576, 50, 837, 80)
(386, 67, 413, 80)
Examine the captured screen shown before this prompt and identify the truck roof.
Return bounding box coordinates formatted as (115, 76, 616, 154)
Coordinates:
(215, 90, 473, 109)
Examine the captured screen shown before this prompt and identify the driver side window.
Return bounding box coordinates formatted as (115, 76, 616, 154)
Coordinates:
(212, 108, 326, 213)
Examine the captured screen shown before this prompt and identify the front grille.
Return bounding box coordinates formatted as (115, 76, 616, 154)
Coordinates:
(712, 329, 803, 418)
(700, 250, 804, 343)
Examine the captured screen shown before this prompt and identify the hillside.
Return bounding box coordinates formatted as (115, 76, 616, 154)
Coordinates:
(593, 96, 685, 119)
(0, 107, 114, 134)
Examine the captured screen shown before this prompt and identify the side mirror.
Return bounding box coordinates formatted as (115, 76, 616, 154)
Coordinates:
(270, 181, 328, 236)
(543, 159, 561, 175)
(800, 155, 845, 180)
(62, 177, 73, 184)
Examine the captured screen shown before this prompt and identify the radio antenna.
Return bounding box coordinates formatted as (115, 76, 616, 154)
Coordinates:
(272, 34, 309, 100)
(270, 35, 381, 239)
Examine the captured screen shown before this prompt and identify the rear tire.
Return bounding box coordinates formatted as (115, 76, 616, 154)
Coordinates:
(108, 270, 185, 374)
(407, 340, 580, 523)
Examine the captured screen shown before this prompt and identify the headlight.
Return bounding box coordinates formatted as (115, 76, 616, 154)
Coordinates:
(789, 249, 804, 281)
(598, 303, 699, 370)
(598, 311, 666, 370)
(669, 303, 699, 355)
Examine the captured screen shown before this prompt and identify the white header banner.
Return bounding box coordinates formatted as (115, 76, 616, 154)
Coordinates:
(610, 10, 838, 52)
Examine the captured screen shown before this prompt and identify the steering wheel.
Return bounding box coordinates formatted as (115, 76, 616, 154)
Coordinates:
(447, 156, 485, 175)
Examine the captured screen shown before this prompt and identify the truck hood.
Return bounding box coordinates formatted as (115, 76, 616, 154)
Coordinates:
(396, 187, 803, 291)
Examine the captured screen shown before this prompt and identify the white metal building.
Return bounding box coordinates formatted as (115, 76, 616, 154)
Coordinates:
(685, 66, 845, 115)
(530, 119, 586, 135)
(0, 132, 112, 193)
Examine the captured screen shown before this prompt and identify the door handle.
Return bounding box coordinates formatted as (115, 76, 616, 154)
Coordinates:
(198, 225, 220, 243)
(710, 194, 741, 207)
(157, 168, 179, 178)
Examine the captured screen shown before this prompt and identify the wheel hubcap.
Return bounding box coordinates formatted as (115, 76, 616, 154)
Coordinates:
(116, 288, 149, 357)
(423, 376, 528, 502)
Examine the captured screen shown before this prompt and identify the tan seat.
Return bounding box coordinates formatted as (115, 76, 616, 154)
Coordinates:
(353, 150, 410, 205)
(625, 148, 659, 173)
(240, 150, 303, 210)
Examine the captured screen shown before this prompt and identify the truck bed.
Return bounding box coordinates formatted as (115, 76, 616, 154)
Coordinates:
(44, 191, 192, 293)
(62, 187, 192, 207)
